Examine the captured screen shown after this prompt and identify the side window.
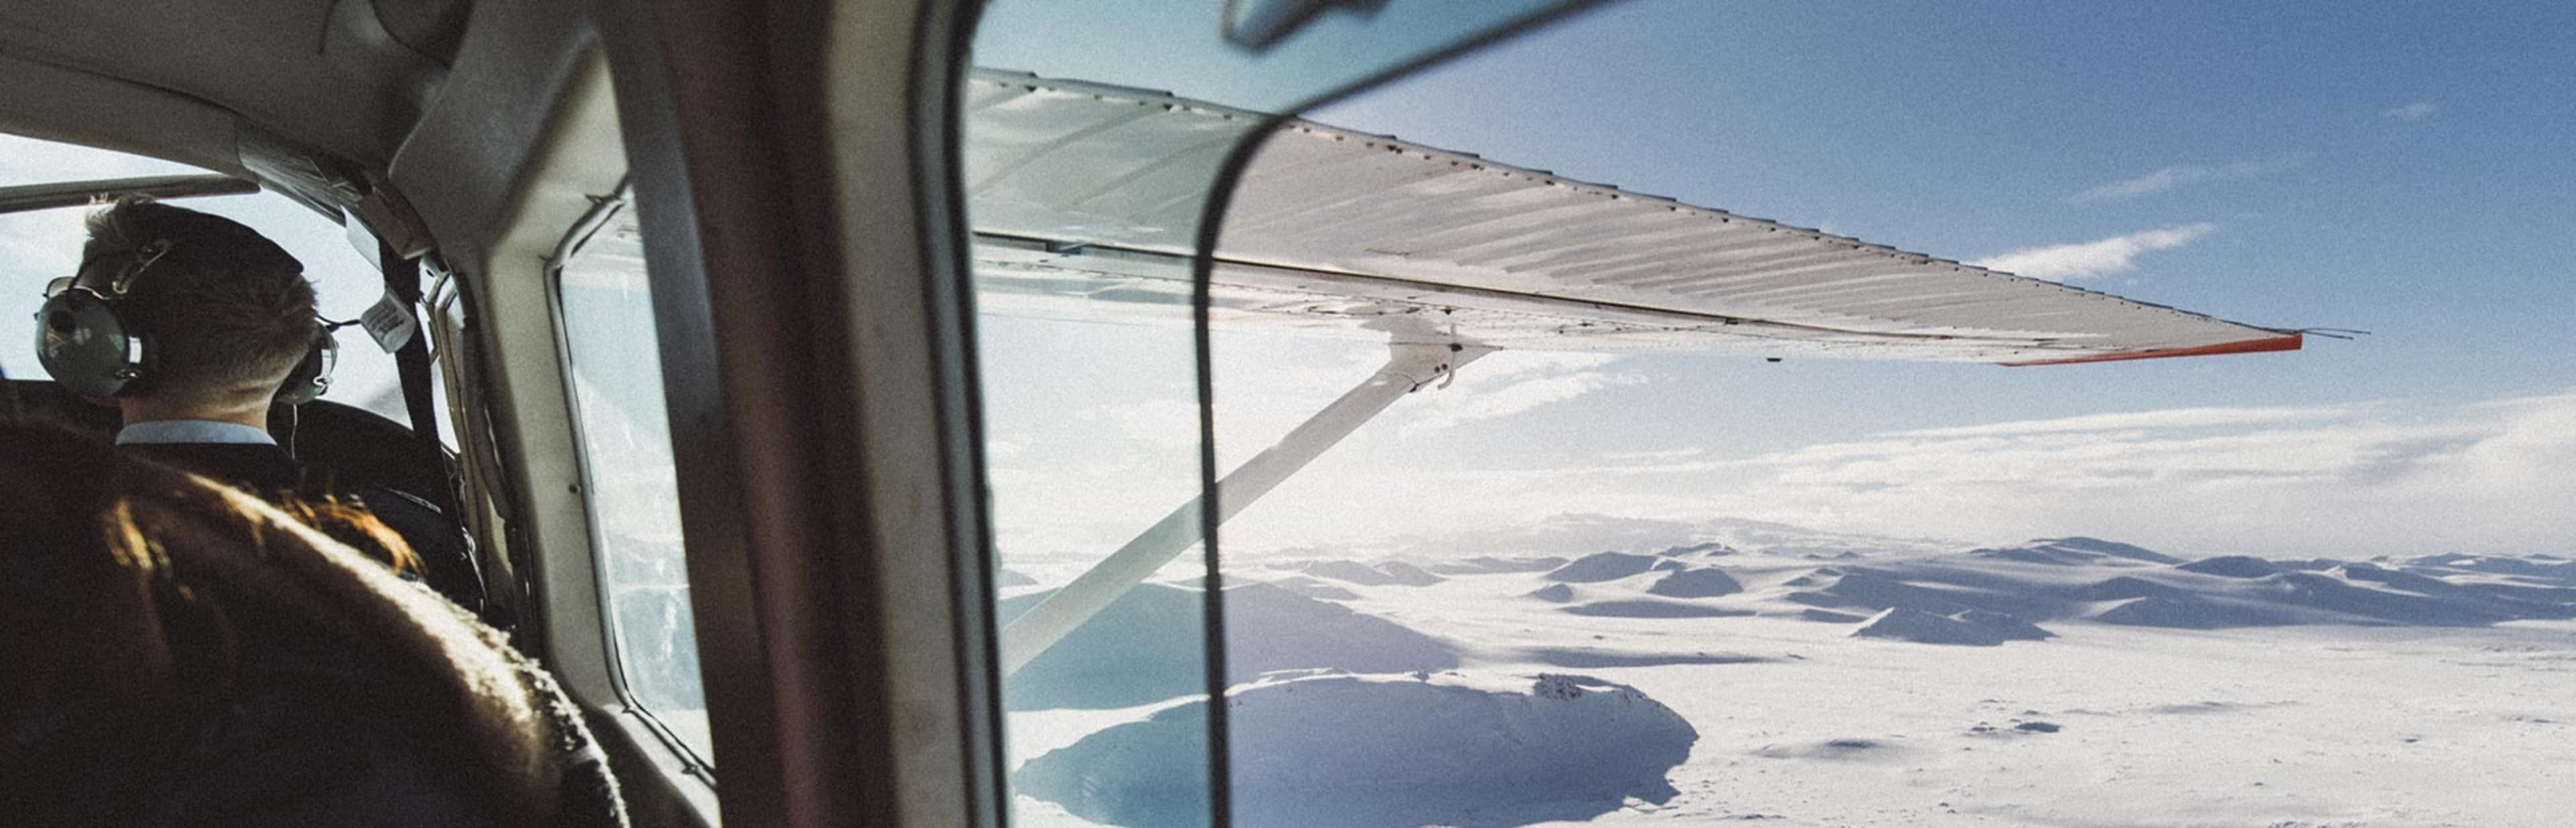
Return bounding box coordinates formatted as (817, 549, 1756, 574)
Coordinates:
(552, 192, 711, 766)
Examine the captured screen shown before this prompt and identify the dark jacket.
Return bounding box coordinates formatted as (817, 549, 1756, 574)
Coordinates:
(1, 426, 625, 827)
(119, 441, 488, 616)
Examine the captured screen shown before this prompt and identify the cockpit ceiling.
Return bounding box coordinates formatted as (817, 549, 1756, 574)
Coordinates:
(964, 70, 2298, 363)
(0, 0, 465, 179)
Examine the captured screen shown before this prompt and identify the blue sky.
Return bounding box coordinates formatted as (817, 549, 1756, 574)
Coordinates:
(1309, 0, 2575, 423)
(976, 1, 2575, 562)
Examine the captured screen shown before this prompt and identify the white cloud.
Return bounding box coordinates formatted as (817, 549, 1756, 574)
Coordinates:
(2383, 101, 2440, 121)
(1350, 392, 2576, 559)
(1970, 223, 2216, 281)
(971, 316, 2575, 564)
(1601, 446, 1707, 462)
(987, 319, 2576, 561)
(1885, 405, 2353, 439)
(2070, 159, 2286, 203)
(976, 325, 1659, 559)
(1395, 352, 1641, 435)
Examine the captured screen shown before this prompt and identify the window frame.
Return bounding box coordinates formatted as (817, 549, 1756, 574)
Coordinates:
(588, 0, 1008, 825)
(382, 13, 723, 822)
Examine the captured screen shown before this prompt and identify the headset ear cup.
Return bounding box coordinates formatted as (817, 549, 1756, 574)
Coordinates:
(275, 327, 337, 407)
(34, 289, 144, 398)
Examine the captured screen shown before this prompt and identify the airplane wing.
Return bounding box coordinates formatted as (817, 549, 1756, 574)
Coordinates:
(963, 70, 2299, 364)
(967, 69, 2308, 674)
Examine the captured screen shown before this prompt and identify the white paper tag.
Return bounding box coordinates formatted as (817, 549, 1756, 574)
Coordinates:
(360, 287, 420, 354)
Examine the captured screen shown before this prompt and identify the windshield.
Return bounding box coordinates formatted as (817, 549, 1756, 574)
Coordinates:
(1, 134, 411, 424)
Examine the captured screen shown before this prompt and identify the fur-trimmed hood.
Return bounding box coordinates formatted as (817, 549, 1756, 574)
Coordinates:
(1, 426, 625, 827)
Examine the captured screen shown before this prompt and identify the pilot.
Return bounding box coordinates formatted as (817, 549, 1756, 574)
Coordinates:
(33, 197, 485, 613)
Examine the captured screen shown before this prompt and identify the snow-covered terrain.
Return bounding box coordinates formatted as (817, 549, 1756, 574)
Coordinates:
(1001, 523, 2576, 827)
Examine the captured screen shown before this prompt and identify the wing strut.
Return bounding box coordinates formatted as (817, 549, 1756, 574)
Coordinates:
(1000, 341, 1492, 674)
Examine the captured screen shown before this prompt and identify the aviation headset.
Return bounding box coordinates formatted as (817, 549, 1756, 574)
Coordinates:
(34, 238, 337, 405)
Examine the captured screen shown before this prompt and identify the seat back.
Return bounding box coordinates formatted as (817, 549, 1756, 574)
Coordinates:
(2, 378, 450, 506)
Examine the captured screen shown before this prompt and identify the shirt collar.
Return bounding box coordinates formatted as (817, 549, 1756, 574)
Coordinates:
(115, 419, 278, 446)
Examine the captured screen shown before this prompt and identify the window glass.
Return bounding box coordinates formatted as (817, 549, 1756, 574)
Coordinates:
(1, 133, 409, 425)
(554, 195, 710, 766)
(1193, 3, 2573, 828)
(963, 3, 1590, 827)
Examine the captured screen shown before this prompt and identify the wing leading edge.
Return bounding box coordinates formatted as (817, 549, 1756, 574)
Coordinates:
(963, 70, 2298, 365)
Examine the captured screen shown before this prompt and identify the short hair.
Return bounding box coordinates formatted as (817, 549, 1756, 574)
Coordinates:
(82, 197, 316, 408)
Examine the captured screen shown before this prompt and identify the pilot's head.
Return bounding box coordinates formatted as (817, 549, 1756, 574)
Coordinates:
(78, 197, 316, 420)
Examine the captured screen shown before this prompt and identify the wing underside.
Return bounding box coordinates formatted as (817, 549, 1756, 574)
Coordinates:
(962, 70, 2298, 364)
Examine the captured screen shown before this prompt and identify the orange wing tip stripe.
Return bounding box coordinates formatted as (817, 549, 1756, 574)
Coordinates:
(2001, 333, 2304, 367)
